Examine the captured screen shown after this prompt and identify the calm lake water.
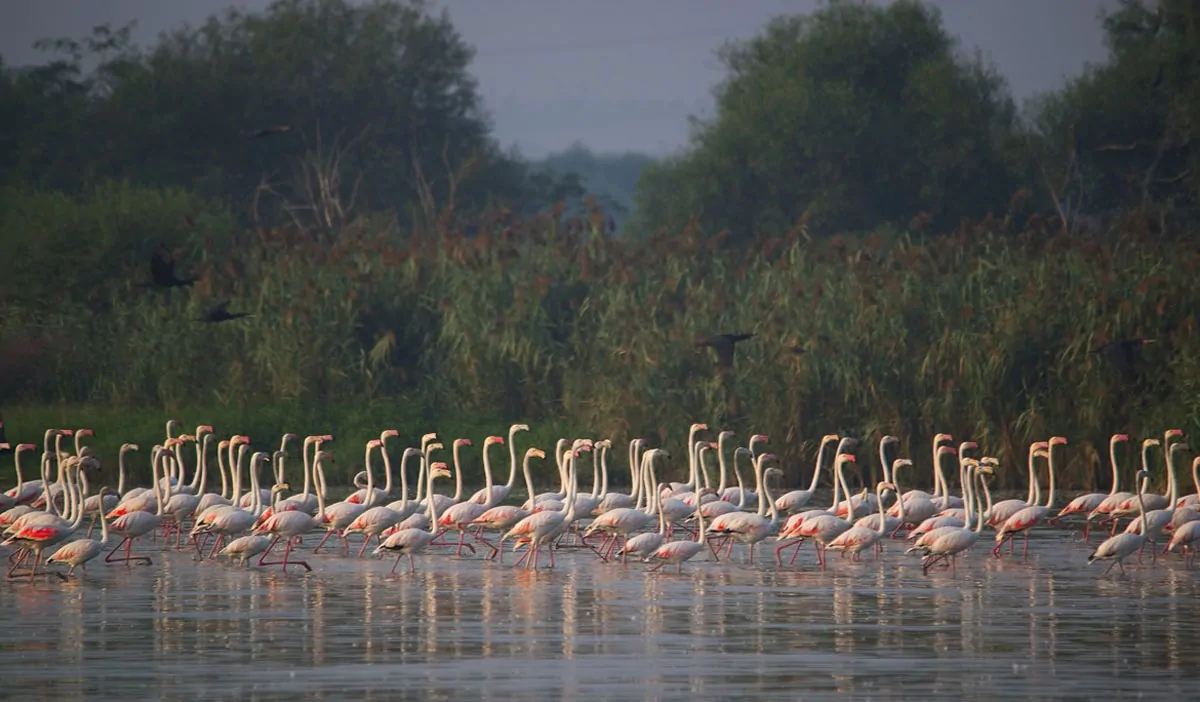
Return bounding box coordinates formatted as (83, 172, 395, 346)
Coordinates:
(1, 529, 1196, 700)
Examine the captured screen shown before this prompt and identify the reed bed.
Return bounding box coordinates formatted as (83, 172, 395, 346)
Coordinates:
(3, 187, 1198, 490)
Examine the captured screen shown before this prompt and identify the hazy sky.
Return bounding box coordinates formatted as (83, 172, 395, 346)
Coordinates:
(1, 0, 1119, 158)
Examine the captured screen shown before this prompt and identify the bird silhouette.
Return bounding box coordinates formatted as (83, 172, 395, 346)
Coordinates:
(1091, 337, 1156, 384)
(249, 125, 293, 138)
(198, 301, 252, 324)
(696, 332, 755, 370)
(144, 244, 196, 288)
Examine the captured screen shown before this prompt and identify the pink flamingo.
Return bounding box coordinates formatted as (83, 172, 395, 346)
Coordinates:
(253, 451, 333, 572)
(1051, 433, 1128, 539)
(374, 462, 452, 575)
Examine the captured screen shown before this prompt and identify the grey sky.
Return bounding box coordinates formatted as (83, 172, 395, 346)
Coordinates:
(1, 0, 1118, 158)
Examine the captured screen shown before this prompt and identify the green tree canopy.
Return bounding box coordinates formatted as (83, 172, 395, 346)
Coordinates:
(1029, 0, 1199, 224)
(629, 0, 1022, 239)
(0, 0, 563, 228)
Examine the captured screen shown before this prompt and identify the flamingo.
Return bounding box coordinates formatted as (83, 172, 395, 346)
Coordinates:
(919, 461, 992, 574)
(436, 435, 506, 555)
(4, 457, 89, 579)
(1122, 441, 1185, 560)
(993, 437, 1065, 559)
(464, 447, 545, 561)
(106, 446, 173, 567)
(2, 442, 41, 509)
(1097, 438, 1163, 532)
(1089, 469, 1152, 576)
(312, 439, 381, 554)
(706, 454, 782, 563)
(1051, 433, 1129, 539)
(342, 441, 416, 557)
(468, 423, 530, 506)
(374, 461, 453, 575)
(778, 452, 859, 570)
(774, 434, 838, 514)
(508, 444, 590, 569)
(45, 487, 117, 577)
(594, 438, 645, 515)
(193, 451, 282, 559)
(646, 467, 711, 575)
(253, 451, 334, 572)
(826, 479, 896, 562)
(1166, 519, 1200, 567)
(986, 441, 1049, 529)
(616, 466, 669, 563)
(584, 448, 664, 556)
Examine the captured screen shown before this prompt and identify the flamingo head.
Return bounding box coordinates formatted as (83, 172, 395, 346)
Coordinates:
(751, 434, 769, 443)
(837, 453, 856, 463)
(421, 432, 437, 443)
(511, 424, 530, 433)
(455, 438, 472, 447)
(199, 425, 216, 434)
(937, 446, 958, 456)
(1144, 438, 1162, 447)
(320, 434, 334, 442)
(379, 429, 399, 441)
(314, 451, 335, 463)
(1136, 469, 1150, 482)
(76, 428, 95, 437)
(528, 448, 546, 460)
(891, 458, 913, 471)
(59, 429, 74, 436)
(719, 430, 736, 440)
(1113, 434, 1130, 442)
(367, 439, 383, 449)
(273, 482, 291, 493)
(18, 443, 37, 452)
(933, 433, 952, 445)
(880, 435, 899, 445)
(1049, 436, 1068, 446)
(486, 436, 505, 445)
(1167, 429, 1185, 439)
(959, 441, 979, 450)
(426, 442, 444, 453)
(402, 448, 422, 458)
(431, 462, 452, 479)
(218, 440, 230, 449)
(708, 441, 719, 449)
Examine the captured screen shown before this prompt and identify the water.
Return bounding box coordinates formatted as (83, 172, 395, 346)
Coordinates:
(1, 530, 1196, 700)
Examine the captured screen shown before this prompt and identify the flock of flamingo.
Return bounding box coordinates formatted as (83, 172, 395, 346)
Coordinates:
(2, 421, 1198, 582)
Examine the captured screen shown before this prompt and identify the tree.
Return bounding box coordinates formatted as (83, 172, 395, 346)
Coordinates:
(1029, 0, 1199, 225)
(1, 0, 557, 226)
(628, 0, 1021, 240)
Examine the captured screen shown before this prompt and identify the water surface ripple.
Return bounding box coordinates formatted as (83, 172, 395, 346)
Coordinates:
(1, 531, 1196, 700)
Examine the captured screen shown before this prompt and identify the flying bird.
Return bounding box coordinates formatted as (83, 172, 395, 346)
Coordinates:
(1091, 337, 1156, 384)
(198, 301, 252, 324)
(249, 125, 293, 138)
(696, 332, 755, 370)
(145, 244, 196, 289)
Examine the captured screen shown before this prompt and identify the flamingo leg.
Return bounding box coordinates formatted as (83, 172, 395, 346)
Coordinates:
(313, 529, 335, 554)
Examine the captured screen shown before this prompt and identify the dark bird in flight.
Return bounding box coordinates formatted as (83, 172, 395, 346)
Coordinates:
(249, 125, 293, 138)
(144, 244, 196, 289)
(198, 301, 252, 324)
(1091, 337, 1156, 384)
(696, 332, 755, 370)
